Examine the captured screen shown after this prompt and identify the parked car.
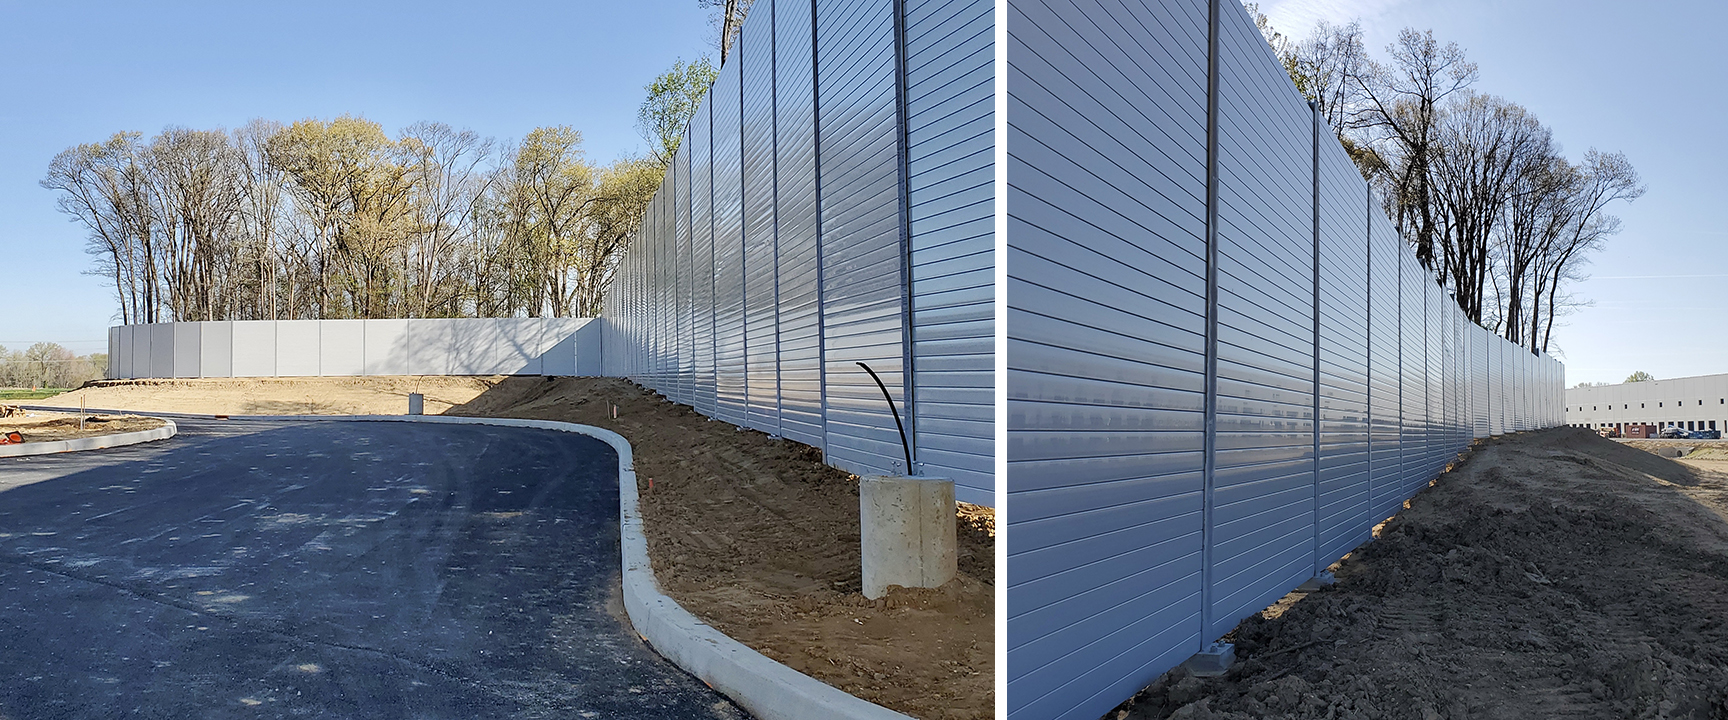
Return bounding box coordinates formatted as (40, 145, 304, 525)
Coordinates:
(1658, 426, 1691, 439)
(1695, 429, 1722, 440)
(1597, 427, 1621, 438)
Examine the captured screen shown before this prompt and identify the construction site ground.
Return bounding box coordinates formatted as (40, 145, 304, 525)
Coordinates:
(0, 410, 166, 443)
(34, 377, 994, 720)
(34, 377, 496, 417)
(1112, 427, 1728, 720)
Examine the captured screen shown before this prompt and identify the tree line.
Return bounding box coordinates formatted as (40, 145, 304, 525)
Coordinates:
(1248, 4, 1643, 356)
(0, 344, 106, 389)
(45, 59, 719, 326)
(43, 119, 663, 325)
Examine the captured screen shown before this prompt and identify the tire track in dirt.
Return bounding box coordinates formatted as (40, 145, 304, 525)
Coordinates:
(1113, 427, 1728, 720)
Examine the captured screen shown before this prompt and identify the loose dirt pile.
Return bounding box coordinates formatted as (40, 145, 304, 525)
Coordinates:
(33, 377, 497, 416)
(449, 377, 993, 720)
(0, 411, 165, 443)
(1114, 427, 1728, 720)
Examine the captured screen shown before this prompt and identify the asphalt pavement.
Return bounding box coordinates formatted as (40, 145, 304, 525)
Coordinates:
(0, 417, 744, 719)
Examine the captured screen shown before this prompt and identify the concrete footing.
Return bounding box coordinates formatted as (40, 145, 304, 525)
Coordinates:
(1183, 642, 1236, 677)
(1298, 571, 1337, 592)
(860, 475, 956, 600)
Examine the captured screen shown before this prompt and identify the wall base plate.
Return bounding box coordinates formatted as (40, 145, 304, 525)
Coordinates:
(1182, 642, 1235, 677)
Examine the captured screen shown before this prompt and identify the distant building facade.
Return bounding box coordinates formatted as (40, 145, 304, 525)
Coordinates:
(1566, 373, 1728, 433)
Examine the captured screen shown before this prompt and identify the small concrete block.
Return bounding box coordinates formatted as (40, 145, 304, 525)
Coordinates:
(860, 475, 956, 600)
(1298, 571, 1337, 592)
(1183, 642, 1235, 678)
(408, 393, 424, 416)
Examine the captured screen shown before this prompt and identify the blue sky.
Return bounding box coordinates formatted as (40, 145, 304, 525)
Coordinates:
(2, 1, 1721, 387)
(1258, 0, 1728, 385)
(0, 0, 711, 358)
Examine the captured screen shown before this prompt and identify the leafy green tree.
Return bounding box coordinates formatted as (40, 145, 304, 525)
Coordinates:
(1625, 371, 1655, 383)
(637, 58, 719, 168)
(266, 115, 417, 317)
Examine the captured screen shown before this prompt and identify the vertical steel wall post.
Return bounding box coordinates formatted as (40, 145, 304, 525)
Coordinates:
(892, 0, 917, 474)
(739, 31, 750, 428)
(771, 0, 784, 439)
(710, 97, 720, 419)
(1200, 0, 1222, 642)
(1310, 100, 1323, 577)
(810, 0, 828, 460)
(1363, 183, 1374, 531)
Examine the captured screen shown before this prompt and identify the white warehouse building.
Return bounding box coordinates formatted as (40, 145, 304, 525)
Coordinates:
(1565, 373, 1728, 433)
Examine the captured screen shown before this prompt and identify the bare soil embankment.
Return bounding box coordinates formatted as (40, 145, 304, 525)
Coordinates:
(35, 377, 497, 416)
(35, 377, 994, 720)
(0, 410, 166, 443)
(1114, 427, 1728, 720)
(449, 377, 994, 720)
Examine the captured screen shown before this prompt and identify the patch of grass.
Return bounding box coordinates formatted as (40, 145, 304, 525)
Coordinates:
(0, 388, 68, 401)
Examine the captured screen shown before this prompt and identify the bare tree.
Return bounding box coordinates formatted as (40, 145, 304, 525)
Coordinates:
(233, 119, 292, 320)
(1530, 150, 1643, 352)
(48, 50, 695, 326)
(1351, 28, 1479, 269)
(40, 133, 162, 324)
(400, 122, 495, 317)
(699, 0, 755, 66)
(1248, 5, 1642, 355)
(1430, 92, 1551, 326)
(146, 127, 247, 322)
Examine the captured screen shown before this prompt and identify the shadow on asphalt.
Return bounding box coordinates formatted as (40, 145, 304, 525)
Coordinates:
(0, 419, 744, 719)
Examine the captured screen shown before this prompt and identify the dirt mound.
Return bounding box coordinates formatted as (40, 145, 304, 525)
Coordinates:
(0, 411, 166, 443)
(447, 377, 993, 720)
(1114, 427, 1728, 720)
(37, 377, 497, 416)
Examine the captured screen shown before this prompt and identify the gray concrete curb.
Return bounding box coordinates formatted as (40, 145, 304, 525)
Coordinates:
(42, 410, 912, 720)
(0, 418, 177, 458)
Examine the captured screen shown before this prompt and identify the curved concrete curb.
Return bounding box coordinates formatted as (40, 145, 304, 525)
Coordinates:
(104, 412, 912, 720)
(0, 418, 177, 458)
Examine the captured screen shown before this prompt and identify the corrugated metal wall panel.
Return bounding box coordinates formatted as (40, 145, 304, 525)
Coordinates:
(1473, 324, 1488, 437)
(640, 198, 656, 385)
(1492, 335, 1505, 435)
(1002, 0, 1567, 694)
(276, 320, 320, 376)
(743, 6, 783, 435)
(129, 324, 143, 378)
(111, 326, 128, 378)
(106, 326, 119, 379)
(173, 323, 201, 378)
(691, 98, 719, 418)
(1397, 251, 1423, 500)
(776, 0, 824, 448)
(149, 323, 175, 378)
(906, 0, 994, 502)
(645, 195, 660, 387)
(1208, 2, 1317, 637)
(1366, 197, 1402, 523)
(1425, 282, 1441, 475)
(1005, 0, 1210, 716)
(230, 321, 275, 377)
(817, 0, 909, 475)
(713, 57, 749, 426)
(660, 183, 675, 391)
(676, 140, 695, 404)
(1315, 123, 1370, 566)
(201, 321, 233, 378)
(318, 320, 366, 376)
(598, 0, 986, 494)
